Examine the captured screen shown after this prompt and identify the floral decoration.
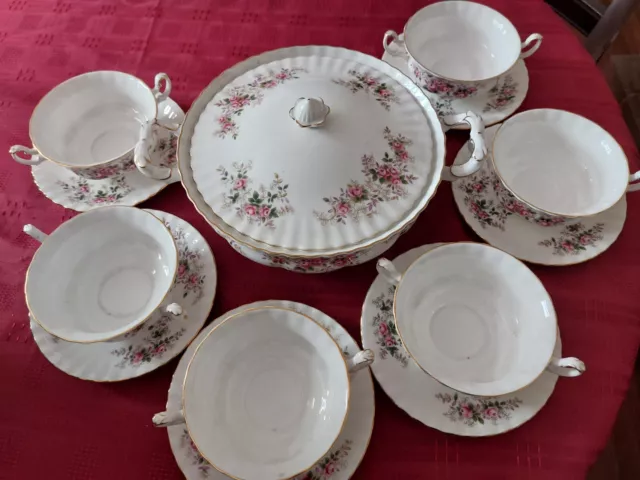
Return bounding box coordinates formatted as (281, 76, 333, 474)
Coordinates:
(294, 440, 352, 479)
(218, 161, 293, 229)
(261, 252, 362, 273)
(371, 286, 409, 367)
(74, 152, 136, 180)
(214, 67, 307, 139)
(332, 70, 399, 110)
(181, 428, 352, 479)
(110, 314, 186, 368)
(483, 75, 519, 113)
(538, 223, 605, 255)
(57, 174, 135, 207)
(315, 127, 417, 225)
(458, 168, 570, 229)
(457, 170, 510, 230)
(181, 428, 212, 478)
(164, 222, 206, 303)
(435, 392, 523, 426)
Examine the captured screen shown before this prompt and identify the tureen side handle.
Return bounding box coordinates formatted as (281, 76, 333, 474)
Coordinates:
(376, 258, 402, 286)
(382, 30, 407, 58)
(519, 33, 543, 59)
(23, 224, 48, 243)
(346, 349, 375, 373)
(152, 409, 185, 427)
(151, 72, 172, 103)
(9, 145, 43, 166)
(441, 111, 487, 181)
(627, 170, 640, 192)
(546, 356, 586, 377)
(133, 120, 173, 181)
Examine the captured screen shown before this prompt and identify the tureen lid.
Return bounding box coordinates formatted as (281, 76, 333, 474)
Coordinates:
(181, 46, 445, 255)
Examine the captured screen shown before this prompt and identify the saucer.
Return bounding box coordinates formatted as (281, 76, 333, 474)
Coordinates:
(382, 34, 529, 129)
(31, 97, 184, 212)
(361, 244, 560, 436)
(30, 209, 216, 381)
(167, 300, 374, 480)
(452, 125, 627, 266)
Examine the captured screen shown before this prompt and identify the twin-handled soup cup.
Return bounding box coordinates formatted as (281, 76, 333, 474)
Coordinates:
(153, 306, 374, 480)
(10, 71, 178, 181)
(377, 243, 585, 397)
(491, 108, 639, 226)
(383, 1, 542, 102)
(24, 206, 184, 344)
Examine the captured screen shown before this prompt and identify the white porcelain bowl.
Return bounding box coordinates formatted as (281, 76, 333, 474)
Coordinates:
(26, 206, 177, 343)
(183, 307, 350, 480)
(492, 109, 631, 218)
(405, 1, 523, 82)
(380, 243, 557, 396)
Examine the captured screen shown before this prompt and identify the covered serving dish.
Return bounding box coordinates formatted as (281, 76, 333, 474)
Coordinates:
(178, 46, 482, 273)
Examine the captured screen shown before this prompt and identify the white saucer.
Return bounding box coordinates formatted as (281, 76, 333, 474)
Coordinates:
(452, 126, 626, 266)
(167, 300, 374, 480)
(382, 34, 529, 129)
(30, 209, 216, 382)
(361, 243, 560, 436)
(31, 98, 185, 212)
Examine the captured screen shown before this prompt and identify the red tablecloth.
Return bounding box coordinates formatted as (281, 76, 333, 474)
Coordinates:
(1, 0, 639, 479)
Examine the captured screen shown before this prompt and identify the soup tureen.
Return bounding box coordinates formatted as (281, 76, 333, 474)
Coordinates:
(178, 46, 470, 272)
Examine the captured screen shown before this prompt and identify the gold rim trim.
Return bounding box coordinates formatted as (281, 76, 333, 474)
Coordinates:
(28, 71, 159, 170)
(402, 1, 525, 84)
(182, 305, 351, 480)
(25, 206, 179, 344)
(490, 108, 631, 219)
(391, 241, 557, 397)
(176, 45, 446, 258)
(30, 211, 216, 383)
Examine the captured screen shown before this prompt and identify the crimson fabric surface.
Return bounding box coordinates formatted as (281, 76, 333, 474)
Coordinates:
(1, 0, 639, 479)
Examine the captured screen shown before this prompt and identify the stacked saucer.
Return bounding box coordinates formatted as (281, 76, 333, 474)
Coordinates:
(156, 301, 375, 479)
(362, 242, 584, 436)
(27, 208, 216, 382)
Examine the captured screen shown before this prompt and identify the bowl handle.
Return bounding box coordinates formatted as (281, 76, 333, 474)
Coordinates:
(383, 30, 407, 58)
(23, 224, 48, 243)
(546, 356, 586, 377)
(152, 72, 172, 103)
(134, 120, 173, 180)
(376, 258, 402, 286)
(627, 170, 640, 192)
(152, 409, 185, 427)
(441, 111, 487, 181)
(346, 349, 374, 373)
(520, 33, 543, 59)
(9, 145, 43, 166)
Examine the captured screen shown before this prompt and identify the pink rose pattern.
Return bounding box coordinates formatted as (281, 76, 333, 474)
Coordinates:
(164, 223, 206, 303)
(435, 392, 523, 426)
(538, 222, 604, 255)
(260, 251, 362, 273)
(459, 168, 575, 230)
(57, 136, 176, 208)
(411, 58, 520, 117)
(332, 69, 399, 111)
(73, 151, 136, 180)
(371, 287, 409, 367)
(483, 75, 519, 113)
(315, 127, 417, 225)
(214, 67, 307, 139)
(218, 161, 293, 229)
(110, 313, 186, 369)
(182, 429, 352, 479)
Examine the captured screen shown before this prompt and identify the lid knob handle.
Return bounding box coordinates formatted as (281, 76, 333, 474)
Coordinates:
(289, 97, 330, 128)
